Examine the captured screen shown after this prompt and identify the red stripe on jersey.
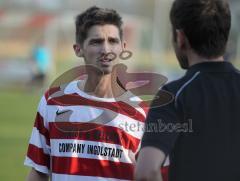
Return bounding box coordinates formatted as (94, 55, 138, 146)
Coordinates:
(34, 112, 50, 146)
(48, 93, 145, 122)
(49, 122, 140, 152)
(51, 156, 134, 180)
(139, 101, 150, 115)
(27, 144, 50, 169)
(44, 86, 60, 100)
(161, 166, 169, 181)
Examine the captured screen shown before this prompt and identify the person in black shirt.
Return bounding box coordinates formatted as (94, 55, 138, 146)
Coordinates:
(135, 0, 240, 181)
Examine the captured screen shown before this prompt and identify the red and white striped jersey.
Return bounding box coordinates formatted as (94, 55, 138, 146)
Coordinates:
(24, 80, 169, 181)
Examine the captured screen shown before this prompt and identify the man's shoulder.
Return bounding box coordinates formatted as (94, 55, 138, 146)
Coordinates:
(44, 86, 61, 101)
(162, 76, 189, 94)
(162, 71, 201, 95)
(44, 80, 80, 101)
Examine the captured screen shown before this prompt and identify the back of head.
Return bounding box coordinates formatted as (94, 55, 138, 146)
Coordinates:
(170, 0, 231, 58)
(75, 6, 123, 45)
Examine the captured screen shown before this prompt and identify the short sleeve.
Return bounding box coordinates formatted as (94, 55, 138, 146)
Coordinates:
(141, 86, 180, 156)
(24, 95, 50, 174)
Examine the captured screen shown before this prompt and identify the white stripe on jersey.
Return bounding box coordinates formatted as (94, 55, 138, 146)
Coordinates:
(105, 113, 145, 139)
(50, 139, 133, 164)
(52, 173, 130, 181)
(29, 127, 50, 154)
(63, 80, 146, 116)
(46, 105, 145, 139)
(24, 156, 49, 174)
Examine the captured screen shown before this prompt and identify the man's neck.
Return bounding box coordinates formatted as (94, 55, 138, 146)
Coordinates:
(81, 71, 126, 98)
(188, 51, 224, 67)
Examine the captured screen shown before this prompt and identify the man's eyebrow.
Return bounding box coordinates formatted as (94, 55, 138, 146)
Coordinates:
(89, 38, 104, 42)
(109, 37, 120, 40)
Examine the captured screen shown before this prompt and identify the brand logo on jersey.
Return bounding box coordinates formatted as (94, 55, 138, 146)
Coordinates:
(56, 109, 71, 116)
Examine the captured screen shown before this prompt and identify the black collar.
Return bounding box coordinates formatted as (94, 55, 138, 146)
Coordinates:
(187, 61, 236, 75)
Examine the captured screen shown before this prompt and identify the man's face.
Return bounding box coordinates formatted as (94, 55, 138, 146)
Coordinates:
(172, 29, 189, 69)
(75, 24, 124, 74)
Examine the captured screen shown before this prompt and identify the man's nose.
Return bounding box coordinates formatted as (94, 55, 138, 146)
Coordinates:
(100, 42, 111, 54)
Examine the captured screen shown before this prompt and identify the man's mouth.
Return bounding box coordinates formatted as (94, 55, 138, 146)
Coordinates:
(98, 52, 117, 63)
(99, 58, 112, 62)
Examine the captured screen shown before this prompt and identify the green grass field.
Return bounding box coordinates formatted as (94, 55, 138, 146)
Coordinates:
(0, 90, 41, 180)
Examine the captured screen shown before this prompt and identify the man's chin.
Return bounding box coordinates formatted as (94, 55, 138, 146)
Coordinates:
(99, 62, 117, 74)
(99, 66, 113, 75)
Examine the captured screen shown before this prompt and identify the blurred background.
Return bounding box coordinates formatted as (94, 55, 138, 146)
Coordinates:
(0, 0, 239, 180)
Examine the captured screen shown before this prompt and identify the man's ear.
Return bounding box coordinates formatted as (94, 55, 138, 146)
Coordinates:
(176, 29, 187, 50)
(73, 44, 83, 57)
(122, 41, 126, 50)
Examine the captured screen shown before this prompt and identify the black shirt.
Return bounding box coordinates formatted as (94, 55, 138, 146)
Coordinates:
(142, 61, 240, 181)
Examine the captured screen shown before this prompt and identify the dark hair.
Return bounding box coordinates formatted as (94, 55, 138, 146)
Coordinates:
(75, 6, 123, 45)
(170, 0, 231, 58)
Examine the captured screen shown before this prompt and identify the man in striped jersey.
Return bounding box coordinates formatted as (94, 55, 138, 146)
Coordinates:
(24, 6, 169, 181)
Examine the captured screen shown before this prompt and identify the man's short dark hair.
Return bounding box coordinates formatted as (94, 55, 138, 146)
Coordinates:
(170, 0, 231, 58)
(75, 6, 123, 45)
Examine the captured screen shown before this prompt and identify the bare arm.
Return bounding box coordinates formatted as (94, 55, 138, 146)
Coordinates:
(26, 168, 49, 181)
(135, 147, 165, 181)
